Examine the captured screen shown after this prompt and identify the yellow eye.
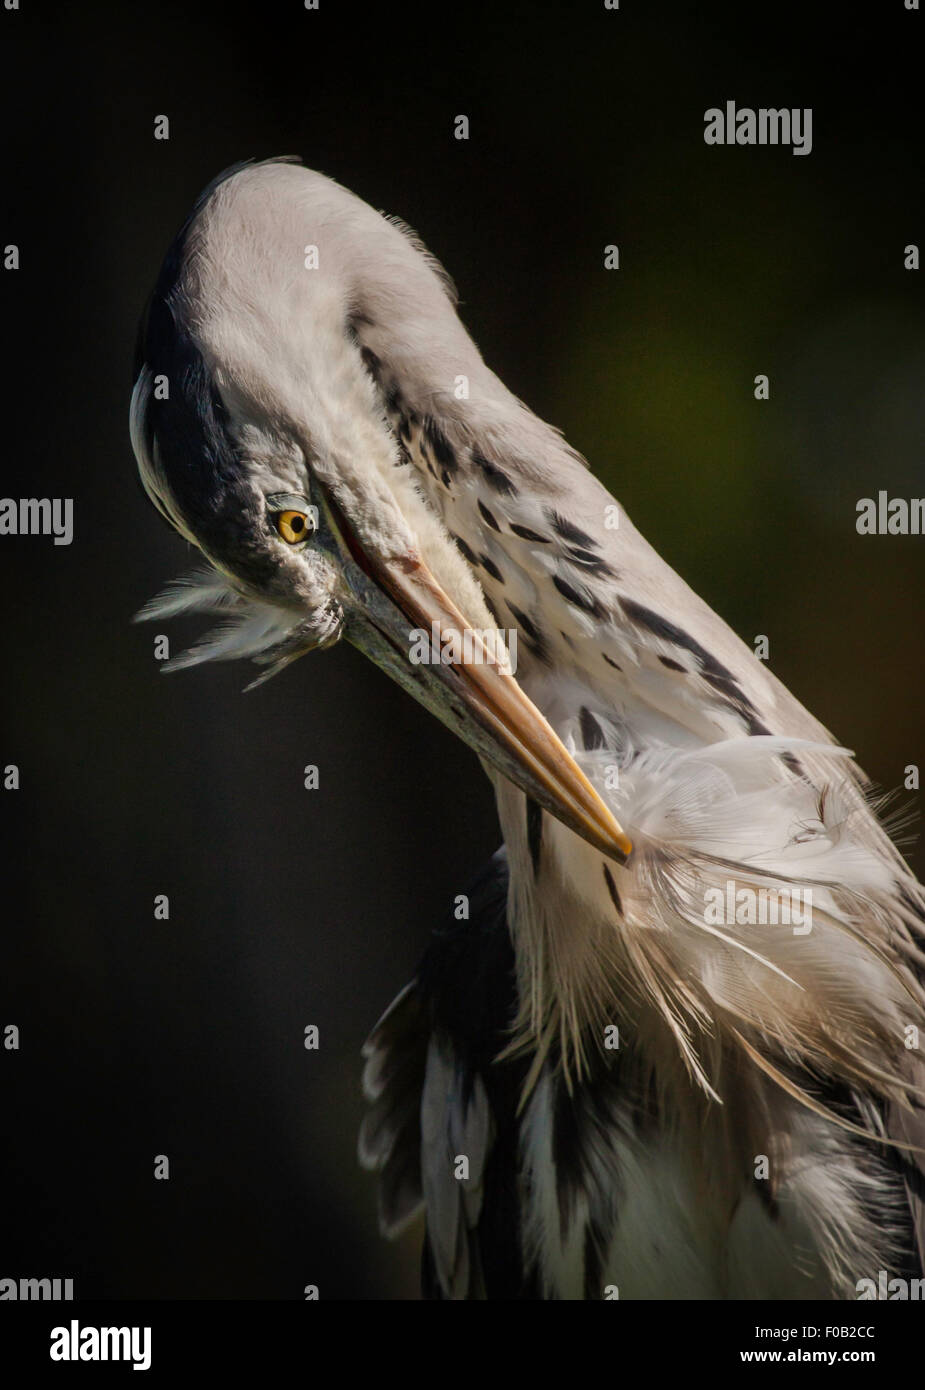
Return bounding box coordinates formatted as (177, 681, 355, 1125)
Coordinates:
(276, 510, 311, 544)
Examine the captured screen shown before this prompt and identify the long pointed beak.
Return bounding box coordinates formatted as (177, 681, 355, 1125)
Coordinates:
(319, 493, 632, 864)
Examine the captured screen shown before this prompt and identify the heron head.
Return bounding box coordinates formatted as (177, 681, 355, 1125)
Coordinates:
(131, 158, 631, 861)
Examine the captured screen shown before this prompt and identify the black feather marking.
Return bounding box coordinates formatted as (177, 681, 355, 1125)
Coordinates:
(701, 670, 771, 734)
(450, 533, 479, 566)
(701, 669, 746, 700)
(360, 345, 383, 378)
(506, 603, 542, 644)
(552, 1087, 584, 1239)
(658, 655, 686, 672)
(583, 1222, 606, 1300)
(603, 865, 623, 916)
(473, 452, 518, 496)
(553, 573, 605, 619)
(603, 654, 622, 671)
(623, 597, 779, 737)
(551, 1067, 621, 1244)
(482, 593, 503, 628)
(621, 598, 730, 677)
(505, 603, 550, 663)
(510, 523, 549, 543)
(546, 509, 599, 549)
(526, 798, 543, 873)
(580, 707, 606, 751)
(567, 547, 616, 578)
(478, 500, 501, 532)
(480, 554, 504, 583)
(425, 420, 458, 473)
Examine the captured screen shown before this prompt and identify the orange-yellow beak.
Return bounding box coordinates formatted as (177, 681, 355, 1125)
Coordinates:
(328, 488, 631, 865)
(380, 558, 632, 861)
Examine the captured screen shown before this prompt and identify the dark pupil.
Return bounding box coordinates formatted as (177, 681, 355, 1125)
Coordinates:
(290, 516, 304, 533)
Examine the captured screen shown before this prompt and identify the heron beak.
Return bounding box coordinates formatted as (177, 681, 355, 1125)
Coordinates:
(320, 491, 632, 863)
(372, 560, 632, 862)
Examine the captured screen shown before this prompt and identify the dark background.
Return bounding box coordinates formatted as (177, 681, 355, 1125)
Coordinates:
(1, 1, 923, 1298)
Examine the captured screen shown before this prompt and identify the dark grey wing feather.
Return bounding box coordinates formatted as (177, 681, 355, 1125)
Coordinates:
(882, 941, 925, 1276)
(360, 848, 535, 1298)
(359, 981, 427, 1236)
(891, 1100, 925, 1273)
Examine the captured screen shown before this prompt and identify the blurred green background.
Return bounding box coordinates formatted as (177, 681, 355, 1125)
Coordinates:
(1, 0, 922, 1297)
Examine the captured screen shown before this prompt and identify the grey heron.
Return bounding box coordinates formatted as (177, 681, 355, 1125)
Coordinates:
(131, 157, 925, 1299)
